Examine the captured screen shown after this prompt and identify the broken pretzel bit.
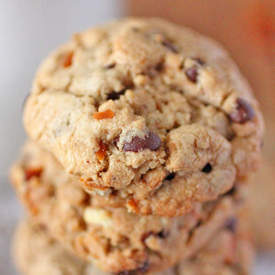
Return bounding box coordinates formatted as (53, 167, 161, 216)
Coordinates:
(93, 109, 114, 120)
(127, 198, 139, 213)
(63, 51, 74, 68)
(24, 167, 43, 181)
(96, 141, 108, 161)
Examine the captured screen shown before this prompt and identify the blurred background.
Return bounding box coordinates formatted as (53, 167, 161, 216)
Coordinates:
(0, 0, 274, 274)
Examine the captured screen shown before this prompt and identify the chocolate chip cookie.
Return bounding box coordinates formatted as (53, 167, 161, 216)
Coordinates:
(11, 141, 245, 273)
(23, 18, 263, 216)
(13, 217, 253, 275)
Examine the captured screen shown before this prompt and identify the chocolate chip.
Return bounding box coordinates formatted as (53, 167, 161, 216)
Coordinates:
(161, 40, 178, 53)
(157, 230, 169, 238)
(110, 188, 118, 196)
(202, 163, 212, 173)
(142, 132, 161, 151)
(117, 261, 149, 275)
(225, 217, 237, 233)
(147, 62, 163, 78)
(229, 98, 255, 124)
(185, 66, 198, 83)
(104, 63, 116, 69)
(107, 89, 126, 100)
(123, 132, 161, 152)
(155, 62, 164, 72)
(227, 132, 236, 142)
(164, 172, 176, 181)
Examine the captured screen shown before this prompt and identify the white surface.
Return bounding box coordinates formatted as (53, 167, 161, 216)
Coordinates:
(0, 0, 122, 178)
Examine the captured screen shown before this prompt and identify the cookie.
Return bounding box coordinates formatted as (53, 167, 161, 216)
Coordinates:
(11, 141, 244, 273)
(13, 220, 86, 275)
(23, 18, 263, 216)
(13, 218, 253, 275)
(247, 159, 275, 249)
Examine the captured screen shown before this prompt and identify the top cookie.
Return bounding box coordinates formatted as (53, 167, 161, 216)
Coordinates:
(24, 18, 263, 216)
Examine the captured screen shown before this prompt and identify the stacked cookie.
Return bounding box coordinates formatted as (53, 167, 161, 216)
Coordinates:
(13, 214, 254, 275)
(11, 18, 263, 274)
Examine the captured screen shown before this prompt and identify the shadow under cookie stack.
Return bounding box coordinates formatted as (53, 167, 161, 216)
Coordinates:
(10, 18, 263, 275)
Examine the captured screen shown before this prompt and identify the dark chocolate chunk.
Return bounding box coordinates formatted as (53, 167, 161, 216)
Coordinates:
(185, 66, 198, 83)
(164, 172, 176, 181)
(157, 230, 169, 239)
(229, 98, 255, 124)
(155, 62, 164, 72)
(225, 217, 237, 233)
(123, 132, 161, 152)
(202, 163, 212, 173)
(107, 89, 126, 100)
